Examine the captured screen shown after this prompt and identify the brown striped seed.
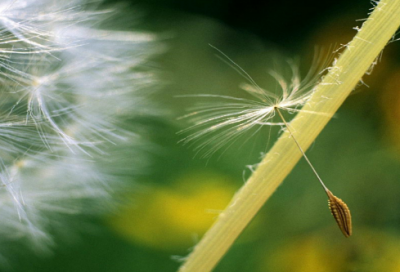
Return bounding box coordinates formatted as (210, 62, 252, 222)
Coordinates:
(327, 190, 352, 237)
(275, 108, 353, 236)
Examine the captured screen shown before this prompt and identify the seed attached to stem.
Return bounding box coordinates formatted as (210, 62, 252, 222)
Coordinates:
(181, 51, 353, 237)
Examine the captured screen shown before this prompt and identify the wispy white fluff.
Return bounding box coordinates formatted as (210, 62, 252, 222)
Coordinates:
(0, 0, 157, 258)
(0, 0, 106, 53)
(179, 50, 330, 158)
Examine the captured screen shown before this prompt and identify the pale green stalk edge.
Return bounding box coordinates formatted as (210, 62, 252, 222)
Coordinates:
(178, 1, 400, 271)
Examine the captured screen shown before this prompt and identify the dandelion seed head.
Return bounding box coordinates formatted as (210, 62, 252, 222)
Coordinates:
(0, 0, 159, 261)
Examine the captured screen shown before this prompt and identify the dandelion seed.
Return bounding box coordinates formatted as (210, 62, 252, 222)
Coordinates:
(180, 48, 352, 236)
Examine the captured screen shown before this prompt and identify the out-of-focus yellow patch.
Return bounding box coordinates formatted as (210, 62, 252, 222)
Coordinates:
(107, 171, 237, 250)
(267, 235, 346, 272)
(380, 69, 400, 154)
(260, 229, 400, 272)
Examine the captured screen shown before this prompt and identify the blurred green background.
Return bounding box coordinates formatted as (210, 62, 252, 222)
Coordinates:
(13, 0, 400, 271)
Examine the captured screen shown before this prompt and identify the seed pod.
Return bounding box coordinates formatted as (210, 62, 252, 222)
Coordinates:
(327, 190, 352, 237)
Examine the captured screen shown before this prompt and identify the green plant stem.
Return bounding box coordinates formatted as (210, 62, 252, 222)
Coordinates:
(178, 1, 400, 271)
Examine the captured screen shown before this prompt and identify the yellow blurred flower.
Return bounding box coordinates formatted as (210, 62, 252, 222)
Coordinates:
(107, 171, 237, 250)
(260, 229, 400, 272)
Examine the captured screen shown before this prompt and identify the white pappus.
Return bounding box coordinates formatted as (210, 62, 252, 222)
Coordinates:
(0, 0, 158, 259)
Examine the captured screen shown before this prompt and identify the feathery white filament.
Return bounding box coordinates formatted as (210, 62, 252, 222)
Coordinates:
(180, 50, 331, 157)
(0, 0, 157, 259)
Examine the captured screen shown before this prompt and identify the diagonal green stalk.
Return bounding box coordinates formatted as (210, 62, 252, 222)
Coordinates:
(178, 1, 400, 271)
